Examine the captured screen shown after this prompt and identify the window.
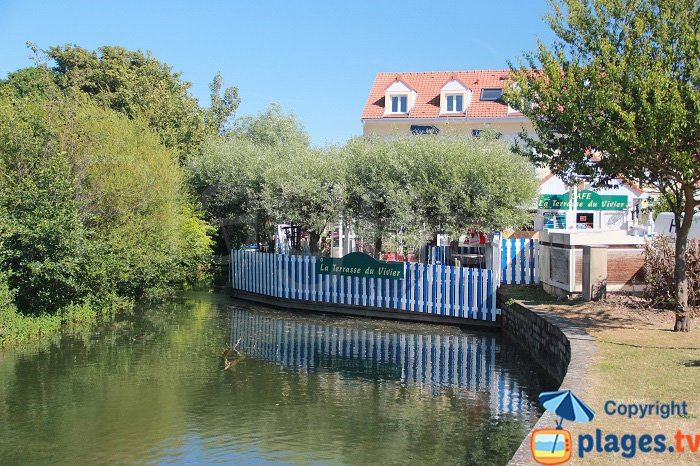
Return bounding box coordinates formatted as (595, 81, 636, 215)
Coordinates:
(446, 94, 463, 112)
(439, 80, 470, 115)
(575, 212, 594, 229)
(410, 125, 439, 135)
(391, 95, 408, 113)
(543, 212, 567, 229)
(480, 88, 503, 101)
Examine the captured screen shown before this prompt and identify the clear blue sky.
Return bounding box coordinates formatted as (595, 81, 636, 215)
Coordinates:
(0, 0, 554, 146)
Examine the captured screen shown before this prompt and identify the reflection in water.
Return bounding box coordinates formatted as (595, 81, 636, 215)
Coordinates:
(0, 292, 547, 466)
(231, 309, 539, 419)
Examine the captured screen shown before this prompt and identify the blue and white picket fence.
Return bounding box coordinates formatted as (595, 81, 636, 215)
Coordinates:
(232, 250, 499, 322)
(500, 238, 539, 285)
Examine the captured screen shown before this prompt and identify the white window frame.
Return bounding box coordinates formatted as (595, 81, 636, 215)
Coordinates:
(389, 94, 409, 114)
(439, 80, 471, 115)
(444, 93, 464, 113)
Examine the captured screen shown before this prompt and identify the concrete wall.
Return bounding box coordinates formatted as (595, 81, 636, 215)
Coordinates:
(539, 229, 645, 296)
(498, 296, 572, 385)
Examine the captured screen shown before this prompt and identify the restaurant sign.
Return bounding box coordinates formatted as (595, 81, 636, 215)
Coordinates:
(316, 252, 404, 280)
(538, 190, 628, 211)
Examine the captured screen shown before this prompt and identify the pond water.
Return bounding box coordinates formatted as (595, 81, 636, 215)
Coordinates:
(0, 291, 551, 465)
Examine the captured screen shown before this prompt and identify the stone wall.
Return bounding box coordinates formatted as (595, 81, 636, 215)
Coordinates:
(498, 289, 597, 465)
(498, 297, 571, 385)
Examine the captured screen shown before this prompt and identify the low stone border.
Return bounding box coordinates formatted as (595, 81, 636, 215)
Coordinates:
(497, 292, 597, 466)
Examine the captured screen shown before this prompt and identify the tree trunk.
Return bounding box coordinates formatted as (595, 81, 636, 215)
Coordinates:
(672, 184, 695, 332)
(374, 236, 382, 259)
(309, 231, 321, 254)
(220, 220, 232, 252)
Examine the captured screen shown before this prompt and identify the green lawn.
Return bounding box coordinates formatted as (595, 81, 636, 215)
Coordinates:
(502, 286, 700, 465)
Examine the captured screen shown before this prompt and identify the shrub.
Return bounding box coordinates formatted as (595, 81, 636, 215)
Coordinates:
(643, 236, 700, 308)
(0, 83, 214, 335)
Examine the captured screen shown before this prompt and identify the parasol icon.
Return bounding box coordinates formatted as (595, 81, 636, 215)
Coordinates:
(539, 389, 595, 428)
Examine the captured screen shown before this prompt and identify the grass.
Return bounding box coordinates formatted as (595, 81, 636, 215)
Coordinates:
(503, 286, 700, 465)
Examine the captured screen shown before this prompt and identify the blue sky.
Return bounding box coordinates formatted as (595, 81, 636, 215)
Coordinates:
(0, 1, 554, 146)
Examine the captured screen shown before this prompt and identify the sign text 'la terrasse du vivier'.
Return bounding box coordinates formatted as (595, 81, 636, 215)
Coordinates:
(316, 252, 404, 280)
(538, 190, 628, 211)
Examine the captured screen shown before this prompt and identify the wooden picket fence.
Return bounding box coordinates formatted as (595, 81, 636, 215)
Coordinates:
(231, 250, 499, 322)
(501, 238, 539, 285)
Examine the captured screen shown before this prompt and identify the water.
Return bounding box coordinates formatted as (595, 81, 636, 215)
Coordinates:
(0, 291, 550, 465)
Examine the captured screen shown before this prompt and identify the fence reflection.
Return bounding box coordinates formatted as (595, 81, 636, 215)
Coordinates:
(230, 309, 538, 417)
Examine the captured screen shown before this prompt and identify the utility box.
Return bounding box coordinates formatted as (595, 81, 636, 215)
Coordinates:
(539, 229, 645, 298)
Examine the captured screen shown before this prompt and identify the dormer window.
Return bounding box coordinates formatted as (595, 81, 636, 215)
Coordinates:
(480, 88, 504, 101)
(440, 79, 471, 115)
(384, 79, 415, 115)
(391, 95, 408, 113)
(446, 94, 463, 112)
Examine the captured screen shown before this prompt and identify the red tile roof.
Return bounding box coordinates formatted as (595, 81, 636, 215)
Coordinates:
(361, 70, 523, 120)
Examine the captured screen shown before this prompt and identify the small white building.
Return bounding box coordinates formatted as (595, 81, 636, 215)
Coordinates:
(534, 173, 648, 232)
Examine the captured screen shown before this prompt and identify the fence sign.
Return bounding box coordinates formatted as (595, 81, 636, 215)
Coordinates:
(316, 252, 404, 280)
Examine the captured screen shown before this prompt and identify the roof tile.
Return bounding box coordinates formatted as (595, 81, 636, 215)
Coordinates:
(361, 70, 519, 120)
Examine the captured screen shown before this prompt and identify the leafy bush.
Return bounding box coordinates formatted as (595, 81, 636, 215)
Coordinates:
(643, 236, 700, 308)
(0, 78, 214, 345)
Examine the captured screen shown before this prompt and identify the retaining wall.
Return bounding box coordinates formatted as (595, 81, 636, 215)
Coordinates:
(498, 289, 597, 466)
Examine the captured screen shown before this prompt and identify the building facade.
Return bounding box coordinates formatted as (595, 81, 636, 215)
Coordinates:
(361, 70, 532, 141)
(361, 70, 648, 232)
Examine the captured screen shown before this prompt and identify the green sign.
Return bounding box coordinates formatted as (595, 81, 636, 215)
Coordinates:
(538, 190, 628, 211)
(316, 252, 404, 280)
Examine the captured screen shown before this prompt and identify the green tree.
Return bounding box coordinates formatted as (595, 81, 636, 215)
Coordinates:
(0, 67, 59, 99)
(403, 135, 538, 237)
(507, 0, 699, 331)
(262, 146, 345, 253)
(45, 44, 239, 157)
(189, 104, 311, 250)
(204, 72, 241, 135)
(342, 136, 538, 255)
(342, 136, 418, 256)
(0, 89, 212, 319)
(231, 102, 310, 148)
(0, 152, 90, 314)
(64, 101, 213, 300)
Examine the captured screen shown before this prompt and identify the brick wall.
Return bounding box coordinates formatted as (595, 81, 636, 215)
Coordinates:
(574, 247, 644, 288)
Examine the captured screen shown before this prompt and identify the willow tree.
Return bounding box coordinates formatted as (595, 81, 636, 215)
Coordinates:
(342, 136, 419, 257)
(507, 0, 699, 331)
(188, 104, 312, 250)
(342, 135, 538, 256)
(261, 146, 344, 253)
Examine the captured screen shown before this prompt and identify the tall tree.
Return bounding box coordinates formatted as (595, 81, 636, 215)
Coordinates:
(342, 137, 418, 256)
(231, 102, 310, 148)
(507, 0, 700, 331)
(262, 146, 345, 253)
(204, 72, 241, 136)
(45, 44, 239, 157)
(190, 104, 311, 250)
